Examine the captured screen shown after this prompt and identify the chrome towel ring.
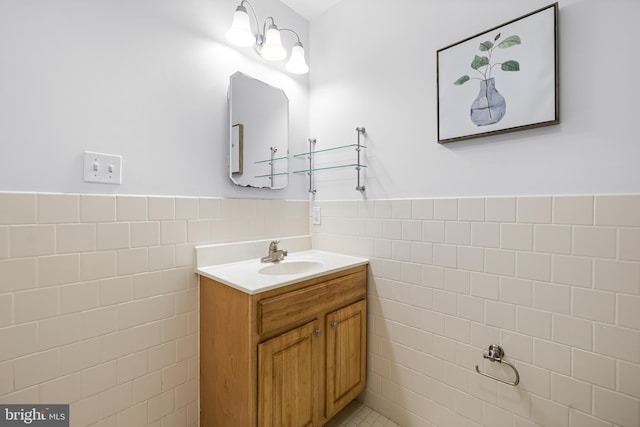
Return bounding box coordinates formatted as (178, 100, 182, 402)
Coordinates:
(475, 344, 520, 386)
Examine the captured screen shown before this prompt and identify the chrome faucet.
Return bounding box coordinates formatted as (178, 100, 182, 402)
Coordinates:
(260, 240, 288, 263)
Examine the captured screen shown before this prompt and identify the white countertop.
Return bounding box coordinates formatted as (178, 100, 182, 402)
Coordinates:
(196, 249, 368, 295)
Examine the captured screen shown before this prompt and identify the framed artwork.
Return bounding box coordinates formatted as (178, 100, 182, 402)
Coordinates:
(437, 3, 559, 143)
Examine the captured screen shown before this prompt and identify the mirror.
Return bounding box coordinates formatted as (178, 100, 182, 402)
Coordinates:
(228, 72, 289, 189)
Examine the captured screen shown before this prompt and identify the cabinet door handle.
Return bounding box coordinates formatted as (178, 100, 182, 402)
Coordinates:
(314, 329, 322, 336)
(331, 322, 338, 329)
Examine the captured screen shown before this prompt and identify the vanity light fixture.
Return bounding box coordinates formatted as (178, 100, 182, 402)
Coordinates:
(226, 0, 309, 75)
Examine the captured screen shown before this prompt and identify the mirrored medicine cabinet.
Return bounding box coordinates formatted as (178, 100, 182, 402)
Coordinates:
(228, 72, 289, 189)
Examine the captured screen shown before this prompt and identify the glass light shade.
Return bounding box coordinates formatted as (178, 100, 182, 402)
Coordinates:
(286, 43, 309, 74)
(226, 6, 255, 47)
(260, 25, 287, 61)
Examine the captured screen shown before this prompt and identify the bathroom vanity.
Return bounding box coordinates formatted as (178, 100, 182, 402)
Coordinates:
(197, 249, 368, 426)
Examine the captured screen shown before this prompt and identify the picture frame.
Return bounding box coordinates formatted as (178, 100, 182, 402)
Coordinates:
(437, 3, 559, 143)
(231, 123, 244, 175)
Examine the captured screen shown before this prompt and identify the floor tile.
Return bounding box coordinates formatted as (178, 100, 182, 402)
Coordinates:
(325, 400, 400, 427)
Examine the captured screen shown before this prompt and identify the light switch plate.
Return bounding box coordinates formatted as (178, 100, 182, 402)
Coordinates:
(83, 151, 122, 184)
(312, 206, 321, 225)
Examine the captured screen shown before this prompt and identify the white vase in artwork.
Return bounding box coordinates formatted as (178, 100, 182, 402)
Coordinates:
(470, 78, 506, 126)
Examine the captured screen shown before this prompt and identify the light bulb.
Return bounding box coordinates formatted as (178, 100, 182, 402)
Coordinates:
(286, 42, 309, 74)
(260, 24, 287, 61)
(226, 5, 255, 47)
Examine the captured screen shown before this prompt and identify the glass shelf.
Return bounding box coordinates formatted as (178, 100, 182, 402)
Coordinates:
(293, 164, 367, 174)
(293, 144, 365, 158)
(296, 127, 366, 193)
(254, 172, 289, 178)
(254, 156, 288, 164)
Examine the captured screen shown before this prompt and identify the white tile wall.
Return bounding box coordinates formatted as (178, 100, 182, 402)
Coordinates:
(0, 192, 309, 427)
(313, 195, 640, 427)
(5, 191, 639, 426)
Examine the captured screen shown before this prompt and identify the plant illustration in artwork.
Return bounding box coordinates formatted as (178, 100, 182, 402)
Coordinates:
(454, 33, 521, 126)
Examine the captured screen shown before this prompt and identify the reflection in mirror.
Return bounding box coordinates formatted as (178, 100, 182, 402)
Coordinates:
(228, 72, 289, 189)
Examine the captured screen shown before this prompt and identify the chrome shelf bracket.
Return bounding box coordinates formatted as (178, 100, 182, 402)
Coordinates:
(355, 127, 366, 193)
(307, 138, 316, 194)
(269, 146, 277, 188)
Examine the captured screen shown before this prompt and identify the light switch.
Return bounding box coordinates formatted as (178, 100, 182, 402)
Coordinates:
(84, 151, 122, 184)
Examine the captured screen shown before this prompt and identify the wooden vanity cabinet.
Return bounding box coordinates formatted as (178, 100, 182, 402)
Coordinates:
(200, 264, 367, 427)
(258, 319, 320, 427)
(325, 299, 367, 419)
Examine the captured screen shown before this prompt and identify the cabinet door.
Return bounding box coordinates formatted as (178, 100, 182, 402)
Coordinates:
(258, 320, 320, 427)
(325, 299, 367, 418)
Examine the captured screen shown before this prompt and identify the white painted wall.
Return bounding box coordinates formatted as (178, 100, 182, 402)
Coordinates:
(0, 0, 310, 199)
(309, 0, 640, 200)
(3, 0, 638, 201)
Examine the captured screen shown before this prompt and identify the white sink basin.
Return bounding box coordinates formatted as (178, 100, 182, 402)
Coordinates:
(258, 260, 324, 276)
(196, 250, 368, 294)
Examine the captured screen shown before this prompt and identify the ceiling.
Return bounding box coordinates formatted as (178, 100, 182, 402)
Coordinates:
(279, 0, 343, 21)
